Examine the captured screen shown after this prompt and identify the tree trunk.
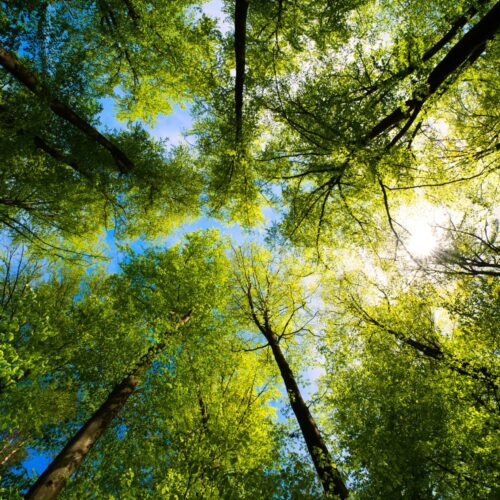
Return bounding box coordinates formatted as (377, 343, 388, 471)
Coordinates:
(234, 0, 249, 141)
(265, 331, 348, 498)
(25, 314, 190, 500)
(368, 0, 500, 140)
(33, 136, 93, 182)
(0, 45, 134, 174)
(427, 0, 500, 94)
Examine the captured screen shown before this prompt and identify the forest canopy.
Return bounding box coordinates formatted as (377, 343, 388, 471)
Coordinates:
(0, 0, 498, 498)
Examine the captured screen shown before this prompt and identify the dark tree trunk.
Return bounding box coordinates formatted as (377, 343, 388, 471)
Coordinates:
(234, 0, 249, 141)
(33, 136, 93, 181)
(25, 370, 143, 499)
(0, 46, 134, 174)
(265, 331, 348, 498)
(421, 0, 488, 62)
(25, 315, 190, 500)
(121, 0, 139, 22)
(427, 0, 500, 94)
(368, 0, 500, 140)
(364, 0, 489, 97)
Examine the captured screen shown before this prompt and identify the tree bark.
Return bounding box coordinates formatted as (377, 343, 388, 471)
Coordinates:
(265, 331, 348, 498)
(427, 0, 500, 94)
(33, 136, 93, 182)
(362, 0, 489, 98)
(234, 0, 250, 141)
(421, 0, 488, 62)
(0, 45, 134, 174)
(368, 0, 500, 140)
(25, 314, 190, 500)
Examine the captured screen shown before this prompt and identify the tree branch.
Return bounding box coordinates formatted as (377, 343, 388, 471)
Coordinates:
(0, 45, 134, 173)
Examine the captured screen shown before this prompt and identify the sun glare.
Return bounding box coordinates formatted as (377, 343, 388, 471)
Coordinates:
(407, 221, 438, 257)
(397, 202, 449, 257)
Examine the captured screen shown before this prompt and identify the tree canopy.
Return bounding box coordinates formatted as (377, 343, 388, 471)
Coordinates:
(0, 0, 498, 498)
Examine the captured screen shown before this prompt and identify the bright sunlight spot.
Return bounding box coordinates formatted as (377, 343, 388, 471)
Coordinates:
(397, 202, 449, 257)
(407, 221, 438, 256)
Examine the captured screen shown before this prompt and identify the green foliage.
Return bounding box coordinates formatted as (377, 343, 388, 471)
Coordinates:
(0, 0, 499, 498)
(319, 259, 499, 498)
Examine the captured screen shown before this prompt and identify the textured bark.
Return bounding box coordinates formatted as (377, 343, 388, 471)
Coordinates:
(368, 0, 500, 140)
(0, 46, 133, 174)
(234, 0, 250, 141)
(266, 331, 348, 498)
(26, 315, 190, 500)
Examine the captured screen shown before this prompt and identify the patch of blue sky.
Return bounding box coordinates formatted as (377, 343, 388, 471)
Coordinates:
(98, 96, 124, 130)
(146, 105, 194, 146)
(102, 212, 278, 273)
(102, 228, 147, 274)
(99, 95, 194, 147)
(300, 364, 325, 401)
(201, 0, 232, 35)
(18, 448, 52, 478)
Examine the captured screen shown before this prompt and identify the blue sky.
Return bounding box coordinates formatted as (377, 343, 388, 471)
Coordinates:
(98, 89, 279, 272)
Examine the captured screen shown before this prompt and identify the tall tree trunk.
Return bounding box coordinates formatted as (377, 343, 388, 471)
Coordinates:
(25, 314, 190, 500)
(265, 330, 348, 498)
(0, 45, 134, 174)
(234, 0, 249, 142)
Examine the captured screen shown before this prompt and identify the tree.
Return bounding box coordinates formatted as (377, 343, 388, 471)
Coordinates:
(20, 231, 233, 497)
(0, 0, 215, 254)
(60, 327, 288, 498)
(193, 0, 499, 251)
(0, 0, 499, 498)
(231, 247, 348, 498)
(317, 252, 499, 497)
(25, 312, 192, 500)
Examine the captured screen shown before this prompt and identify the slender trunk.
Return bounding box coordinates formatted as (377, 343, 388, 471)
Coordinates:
(25, 350, 154, 499)
(0, 46, 133, 174)
(26, 315, 190, 500)
(265, 331, 348, 498)
(0, 433, 28, 467)
(234, 0, 249, 141)
(0, 198, 36, 211)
